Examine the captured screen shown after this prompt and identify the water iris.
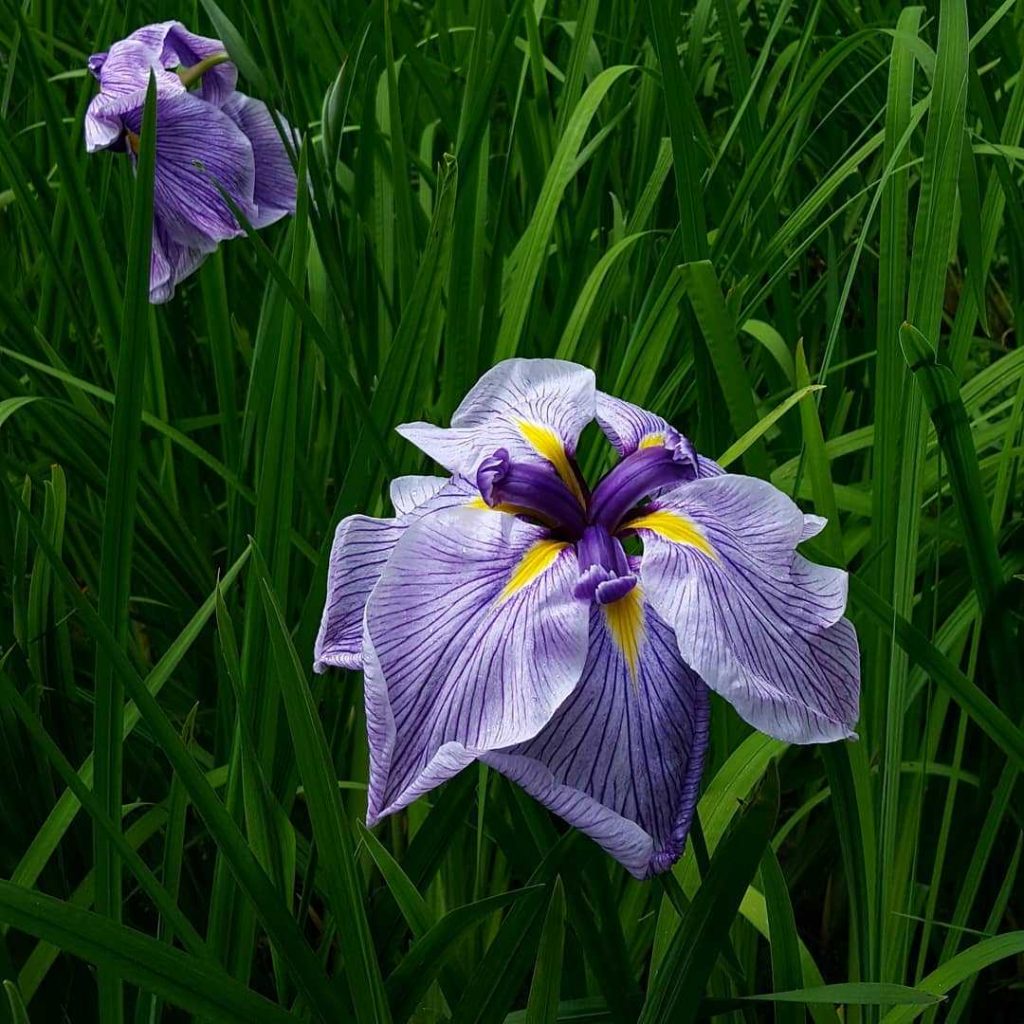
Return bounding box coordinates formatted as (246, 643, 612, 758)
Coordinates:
(315, 358, 860, 878)
(84, 21, 299, 303)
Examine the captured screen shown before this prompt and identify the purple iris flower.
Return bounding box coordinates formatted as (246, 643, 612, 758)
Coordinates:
(85, 21, 298, 303)
(315, 360, 860, 878)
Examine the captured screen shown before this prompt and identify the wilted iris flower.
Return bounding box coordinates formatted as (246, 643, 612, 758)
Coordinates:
(85, 21, 298, 303)
(316, 360, 859, 878)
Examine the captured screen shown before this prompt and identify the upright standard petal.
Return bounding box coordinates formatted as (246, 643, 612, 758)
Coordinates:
(596, 391, 723, 477)
(222, 93, 299, 228)
(363, 507, 589, 824)
(315, 480, 472, 673)
(484, 590, 709, 878)
(634, 474, 859, 743)
(126, 21, 237, 105)
(122, 90, 257, 247)
(396, 359, 596, 488)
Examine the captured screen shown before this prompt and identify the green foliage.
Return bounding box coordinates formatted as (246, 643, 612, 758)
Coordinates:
(1, 0, 1022, 1021)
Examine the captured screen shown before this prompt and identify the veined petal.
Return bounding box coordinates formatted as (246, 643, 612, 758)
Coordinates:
(389, 474, 449, 516)
(484, 592, 709, 878)
(315, 516, 402, 673)
(149, 222, 209, 303)
(222, 93, 299, 228)
(637, 474, 859, 744)
(92, 38, 185, 98)
(595, 391, 723, 478)
(84, 42, 184, 153)
(127, 21, 237, 105)
(123, 90, 256, 247)
(596, 391, 677, 457)
(396, 359, 596, 488)
(363, 507, 589, 825)
(314, 479, 472, 673)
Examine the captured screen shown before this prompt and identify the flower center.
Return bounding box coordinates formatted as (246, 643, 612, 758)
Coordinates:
(477, 433, 698, 606)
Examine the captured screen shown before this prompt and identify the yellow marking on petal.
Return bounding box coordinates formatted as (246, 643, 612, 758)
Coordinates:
(517, 419, 586, 505)
(603, 587, 645, 679)
(500, 540, 570, 601)
(467, 496, 543, 519)
(638, 432, 665, 449)
(625, 509, 717, 560)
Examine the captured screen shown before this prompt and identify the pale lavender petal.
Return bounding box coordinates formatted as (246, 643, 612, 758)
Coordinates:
(484, 595, 709, 878)
(595, 391, 721, 479)
(126, 21, 237, 105)
(149, 223, 209, 303)
(596, 391, 676, 456)
(222, 93, 298, 228)
(363, 507, 589, 824)
(84, 42, 184, 152)
(122, 90, 256, 247)
(315, 516, 402, 673)
(93, 39, 182, 97)
(801, 514, 828, 541)
(389, 475, 448, 516)
(315, 480, 474, 673)
(396, 359, 596, 476)
(637, 474, 859, 743)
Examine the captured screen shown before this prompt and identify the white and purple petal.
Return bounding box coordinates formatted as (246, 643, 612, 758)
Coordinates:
(389, 474, 449, 516)
(636, 474, 859, 744)
(484, 594, 709, 878)
(596, 391, 722, 477)
(222, 93, 299, 228)
(363, 507, 589, 824)
(314, 479, 475, 673)
(397, 358, 596, 478)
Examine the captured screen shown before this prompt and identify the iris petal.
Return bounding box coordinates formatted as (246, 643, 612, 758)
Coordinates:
(121, 90, 257, 249)
(314, 479, 471, 673)
(149, 222, 209, 304)
(596, 391, 724, 477)
(363, 507, 589, 825)
(638, 474, 859, 743)
(484, 596, 709, 878)
(389, 474, 449, 516)
(126, 21, 238, 105)
(222, 93, 299, 229)
(396, 358, 596, 477)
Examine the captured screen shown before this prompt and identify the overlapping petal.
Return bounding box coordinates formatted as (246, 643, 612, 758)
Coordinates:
(84, 42, 184, 152)
(223, 93, 299, 228)
(397, 359, 596, 480)
(596, 391, 723, 477)
(121, 90, 257, 247)
(636, 473, 859, 743)
(314, 479, 471, 673)
(123, 21, 237, 105)
(389, 474, 448, 516)
(484, 594, 709, 878)
(363, 507, 589, 824)
(149, 223, 209, 304)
